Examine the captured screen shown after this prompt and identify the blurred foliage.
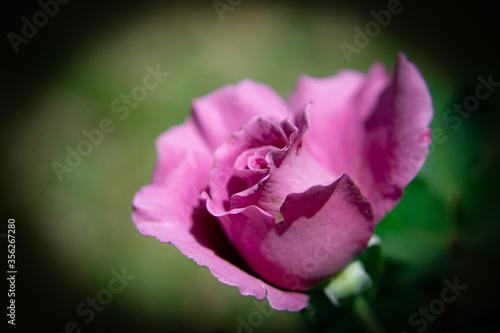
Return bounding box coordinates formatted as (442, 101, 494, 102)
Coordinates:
(2, 0, 499, 332)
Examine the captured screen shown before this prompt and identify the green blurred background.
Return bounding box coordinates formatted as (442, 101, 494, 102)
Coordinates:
(2, 0, 499, 332)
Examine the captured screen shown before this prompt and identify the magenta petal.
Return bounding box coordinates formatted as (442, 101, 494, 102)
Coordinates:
(209, 174, 374, 291)
(288, 63, 389, 179)
(361, 53, 433, 222)
(289, 54, 432, 223)
(289, 69, 368, 178)
(230, 139, 335, 223)
(208, 115, 295, 211)
(132, 115, 213, 236)
(192, 79, 291, 150)
(355, 62, 390, 120)
(152, 117, 212, 186)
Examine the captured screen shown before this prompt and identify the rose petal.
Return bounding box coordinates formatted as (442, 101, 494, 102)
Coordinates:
(289, 68, 369, 179)
(206, 174, 374, 291)
(230, 134, 335, 223)
(208, 115, 296, 211)
(360, 53, 433, 221)
(192, 79, 291, 150)
(152, 117, 212, 186)
(289, 54, 432, 222)
(355, 62, 390, 120)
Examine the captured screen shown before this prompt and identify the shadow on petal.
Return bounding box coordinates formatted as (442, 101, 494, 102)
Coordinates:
(190, 198, 255, 276)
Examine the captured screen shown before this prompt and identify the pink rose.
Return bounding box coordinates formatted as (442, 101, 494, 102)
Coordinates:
(131, 53, 433, 311)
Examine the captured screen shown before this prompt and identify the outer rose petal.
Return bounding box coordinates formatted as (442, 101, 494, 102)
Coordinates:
(152, 117, 212, 186)
(192, 79, 291, 150)
(289, 67, 370, 180)
(289, 53, 432, 222)
(132, 118, 309, 311)
(360, 53, 433, 221)
(206, 174, 374, 291)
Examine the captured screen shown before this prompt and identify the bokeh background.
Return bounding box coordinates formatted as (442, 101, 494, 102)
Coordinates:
(2, 0, 499, 332)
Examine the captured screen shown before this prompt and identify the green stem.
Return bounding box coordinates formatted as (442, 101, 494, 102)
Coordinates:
(353, 296, 386, 333)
